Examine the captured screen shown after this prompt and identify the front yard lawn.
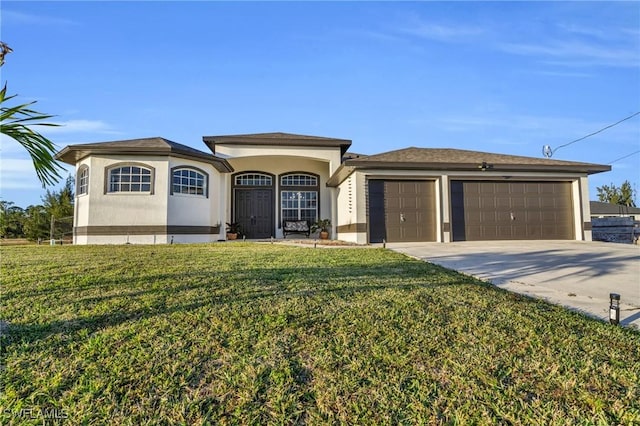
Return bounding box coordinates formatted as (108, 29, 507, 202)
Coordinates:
(1, 243, 638, 424)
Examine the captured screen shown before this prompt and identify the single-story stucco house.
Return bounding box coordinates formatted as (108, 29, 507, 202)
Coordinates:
(55, 132, 610, 245)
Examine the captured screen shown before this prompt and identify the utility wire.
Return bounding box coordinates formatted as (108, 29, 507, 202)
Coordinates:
(608, 150, 640, 165)
(544, 111, 640, 157)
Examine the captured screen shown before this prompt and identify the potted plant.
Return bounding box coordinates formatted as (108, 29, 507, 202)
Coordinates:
(311, 218, 331, 240)
(226, 222, 241, 240)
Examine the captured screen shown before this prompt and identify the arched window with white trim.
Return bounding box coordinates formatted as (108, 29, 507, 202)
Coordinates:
(77, 166, 89, 196)
(171, 166, 208, 197)
(106, 163, 154, 193)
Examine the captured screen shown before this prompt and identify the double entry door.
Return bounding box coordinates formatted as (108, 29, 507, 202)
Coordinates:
(234, 188, 274, 239)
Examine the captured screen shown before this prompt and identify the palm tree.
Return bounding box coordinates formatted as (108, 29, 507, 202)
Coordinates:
(1, 41, 64, 187)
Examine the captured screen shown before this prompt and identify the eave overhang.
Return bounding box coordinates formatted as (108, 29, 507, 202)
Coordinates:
(55, 144, 234, 173)
(326, 161, 611, 187)
(203, 132, 352, 156)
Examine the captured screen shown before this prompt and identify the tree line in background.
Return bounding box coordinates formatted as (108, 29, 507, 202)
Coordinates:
(596, 180, 636, 207)
(0, 176, 74, 241)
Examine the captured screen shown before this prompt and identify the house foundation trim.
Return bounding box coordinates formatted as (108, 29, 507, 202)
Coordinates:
(336, 223, 367, 233)
(75, 225, 221, 236)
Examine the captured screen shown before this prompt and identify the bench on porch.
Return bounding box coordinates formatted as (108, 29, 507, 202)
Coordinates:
(283, 220, 310, 238)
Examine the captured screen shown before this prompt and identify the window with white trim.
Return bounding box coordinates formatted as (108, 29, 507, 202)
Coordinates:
(107, 165, 152, 193)
(281, 191, 318, 222)
(281, 174, 317, 187)
(172, 167, 207, 196)
(77, 166, 89, 195)
(280, 173, 319, 222)
(235, 173, 272, 186)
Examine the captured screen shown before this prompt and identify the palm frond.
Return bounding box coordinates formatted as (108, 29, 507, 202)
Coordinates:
(0, 83, 64, 187)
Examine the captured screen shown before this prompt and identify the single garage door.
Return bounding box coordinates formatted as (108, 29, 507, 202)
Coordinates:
(451, 181, 574, 241)
(369, 180, 436, 243)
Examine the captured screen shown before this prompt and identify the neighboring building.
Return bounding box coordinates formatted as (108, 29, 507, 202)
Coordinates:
(55, 132, 610, 245)
(589, 202, 640, 244)
(590, 201, 640, 220)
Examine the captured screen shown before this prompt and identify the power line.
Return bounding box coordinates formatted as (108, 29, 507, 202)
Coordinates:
(542, 111, 640, 158)
(609, 150, 640, 165)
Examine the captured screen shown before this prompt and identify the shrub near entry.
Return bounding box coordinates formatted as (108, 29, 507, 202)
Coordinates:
(1, 244, 639, 424)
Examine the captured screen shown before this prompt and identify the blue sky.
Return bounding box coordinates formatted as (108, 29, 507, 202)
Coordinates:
(1, 1, 639, 208)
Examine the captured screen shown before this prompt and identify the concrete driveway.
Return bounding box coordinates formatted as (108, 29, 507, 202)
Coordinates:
(387, 241, 640, 329)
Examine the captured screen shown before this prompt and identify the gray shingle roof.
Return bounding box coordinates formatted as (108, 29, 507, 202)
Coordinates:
(590, 201, 640, 216)
(203, 132, 352, 155)
(55, 137, 233, 172)
(345, 147, 610, 169)
(327, 147, 611, 186)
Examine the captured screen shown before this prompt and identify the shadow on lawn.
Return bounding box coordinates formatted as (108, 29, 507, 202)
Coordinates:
(4, 262, 473, 346)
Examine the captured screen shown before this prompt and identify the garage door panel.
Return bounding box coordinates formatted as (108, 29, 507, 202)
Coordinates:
(510, 183, 525, 194)
(512, 224, 528, 236)
(526, 198, 542, 209)
(511, 198, 526, 208)
(540, 198, 556, 208)
(495, 184, 510, 194)
(402, 197, 418, 209)
(480, 182, 495, 193)
(497, 211, 512, 221)
(525, 183, 540, 193)
(496, 197, 511, 208)
(452, 180, 574, 241)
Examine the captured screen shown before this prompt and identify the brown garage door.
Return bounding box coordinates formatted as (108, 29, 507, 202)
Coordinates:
(451, 181, 574, 241)
(369, 180, 436, 243)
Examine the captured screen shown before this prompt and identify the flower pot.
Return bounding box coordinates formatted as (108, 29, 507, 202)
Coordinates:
(227, 233, 238, 240)
(319, 231, 329, 240)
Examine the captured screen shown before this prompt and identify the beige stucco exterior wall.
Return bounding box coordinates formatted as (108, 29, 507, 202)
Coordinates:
(73, 155, 224, 244)
(577, 176, 592, 241)
(336, 174, 358, 243)
(77, 154, 168, 224)
(167, 158, 222, 226)
(216, 145, 343, 175)
(335, 172, 369, 244)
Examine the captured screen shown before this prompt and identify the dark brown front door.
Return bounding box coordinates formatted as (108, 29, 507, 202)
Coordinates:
(235, 189, 274, 239)
(369, 180, 436, 243)
(451, 181, 574, 241)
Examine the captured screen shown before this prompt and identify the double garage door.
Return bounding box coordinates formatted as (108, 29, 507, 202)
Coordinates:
(451, 181, 574, 241)
(368, 179, 574, 243)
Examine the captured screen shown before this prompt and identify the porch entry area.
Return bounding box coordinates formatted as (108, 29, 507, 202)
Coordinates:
(232, 171, 320, 239)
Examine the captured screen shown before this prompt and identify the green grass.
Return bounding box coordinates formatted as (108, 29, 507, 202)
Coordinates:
(1, 243, 639, 425)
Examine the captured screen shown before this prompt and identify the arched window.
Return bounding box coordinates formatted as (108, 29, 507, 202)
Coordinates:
(106, 164, 154, 193)
(234, 173, 273, 186)
(77, 166, 89, 196)
(171, 167, 208, 197)
(280, 172, 319, 222)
